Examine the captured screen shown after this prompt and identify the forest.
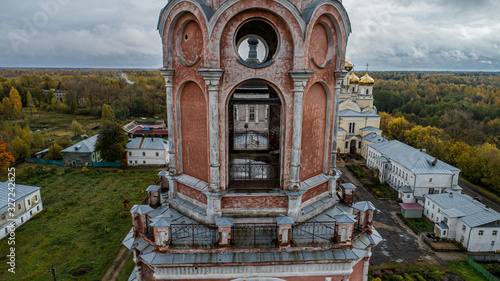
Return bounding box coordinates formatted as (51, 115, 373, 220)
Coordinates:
(365, 71, 500, 194)
(0, 69, 498, 193)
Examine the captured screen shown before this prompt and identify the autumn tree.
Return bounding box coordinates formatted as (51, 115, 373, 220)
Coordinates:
(26, 91, 36, 116)
(95, 121, 127, 162)
(70, 119, 85, 136)
(10, 137, 30, 160)
(101, 104, 115, 122)
(9, 87, 22, 118)
(0, 141, 14, 174)
(47, 144, 63, 160)
(387, 116, 412, 140)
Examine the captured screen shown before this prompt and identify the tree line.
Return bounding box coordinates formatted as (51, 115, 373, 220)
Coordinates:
(0, 69, 166, 120)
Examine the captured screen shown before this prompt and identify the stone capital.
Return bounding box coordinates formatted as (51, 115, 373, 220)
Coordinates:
(334, 70, 348, 80)
(198, 69, 225, 88)
(159, 68, 175, 85)
(289, 70, 315, 91)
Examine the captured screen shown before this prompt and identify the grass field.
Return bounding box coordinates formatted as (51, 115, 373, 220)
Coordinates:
(10, 110, 101, 142)
(0, 164, 159, 281)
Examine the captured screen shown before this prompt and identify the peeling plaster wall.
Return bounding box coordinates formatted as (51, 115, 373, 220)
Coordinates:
(178, 183, 208, 205)
(302, 182, 328, 203)
(180, 82, 209, 182)
(300, 83, 327, 181)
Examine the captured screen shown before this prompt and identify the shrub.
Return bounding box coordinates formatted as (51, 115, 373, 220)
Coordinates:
(412, 273, 426, 281)
(372, 270, 382, 277)
(81, 167, 88, 173)
(403, 273, 414, 281)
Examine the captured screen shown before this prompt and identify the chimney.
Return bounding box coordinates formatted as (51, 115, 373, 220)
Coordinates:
(485, 205, 490, 211)
(449, 192, 453, 197)
(434, 157, 438, 163)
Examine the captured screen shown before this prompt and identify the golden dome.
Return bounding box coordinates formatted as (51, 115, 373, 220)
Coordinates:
(349, 72, 359, 84)
(359, 73, 375, 86)
(345, 59, 353, 71)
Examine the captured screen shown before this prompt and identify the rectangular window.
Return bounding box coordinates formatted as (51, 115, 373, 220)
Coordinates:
(345, 142, 348, 149)
(18, 204, 21, 210)
(460, 235, 464, 242)
(35, 195, 37, 201)
(429, 178, 433, 182)
(431, 214, 434, 219)
(21, 217, 23, 223)
(432, 204, 435, 209)
(479, 230, 484, 236)
(492, 241, 495, 246)
(128, 152, 131, 156)
(30, 211, 32, 216)
(27, 200, 31, 205)
(426, 210, 429, 215)
(444, 217, 448, 224)
(249, 107, 255, 122)
(493, 230, 498, 236)
(156, 152, 159, 157)
(142, 152, 146, 156)
(129, 160, 132, 164)
(37, 206, 39, 211)
(463, 225, 466, 231)
(407, 195, 411, 198)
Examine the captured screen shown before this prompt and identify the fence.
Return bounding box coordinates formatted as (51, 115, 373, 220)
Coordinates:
(465, 255, 499, 281)
(91, 162, 121, 167)
(170, 224, 218, 249)
(232, 223, 278, 248)
(228, 163, 279, 189)
(25, 158, 64, 166)
(292, 221, 336, 247)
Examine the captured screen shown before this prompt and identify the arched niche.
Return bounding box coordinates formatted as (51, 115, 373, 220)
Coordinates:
(300, 82, 328, 181)
(179, 81, 209, 182)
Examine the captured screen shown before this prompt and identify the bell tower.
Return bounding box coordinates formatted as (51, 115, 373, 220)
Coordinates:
(123, 1, 382, 281)
(158, 0, 353, 223)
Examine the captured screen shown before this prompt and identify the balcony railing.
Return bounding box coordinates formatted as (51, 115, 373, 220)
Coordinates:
(163, 221, 337, 250)
(232, 223, 278, 248)
(291, 221, 336, 247)
(170, 223, 218, 249)
(229, 163, 279, 190)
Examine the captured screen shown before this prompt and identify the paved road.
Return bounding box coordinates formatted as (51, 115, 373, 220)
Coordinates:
(338, 163, 434, 266)
(458, 178, 500, 213)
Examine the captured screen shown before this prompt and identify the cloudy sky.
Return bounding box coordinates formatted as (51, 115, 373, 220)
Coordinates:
(0, 0, 498, 71)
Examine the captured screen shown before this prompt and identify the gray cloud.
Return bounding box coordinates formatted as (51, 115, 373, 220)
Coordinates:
(344, 0, 500, 71)
(0, 0, 498, 70)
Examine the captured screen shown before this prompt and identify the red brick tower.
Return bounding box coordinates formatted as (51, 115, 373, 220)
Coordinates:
(124, 1, 381, 280)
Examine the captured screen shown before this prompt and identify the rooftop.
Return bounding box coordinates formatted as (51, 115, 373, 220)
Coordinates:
(363, 132, 387, 144)
(61, 134, 99, 154)
(426, 191, 500, 227)
(0, 181, 41, 212)
(369, 140, 460, 175)
(339, 109, 380, 118)
(126, 137, 168, 150)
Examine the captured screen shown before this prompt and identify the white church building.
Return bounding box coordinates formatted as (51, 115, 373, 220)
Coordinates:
(337, 60, 386, 157)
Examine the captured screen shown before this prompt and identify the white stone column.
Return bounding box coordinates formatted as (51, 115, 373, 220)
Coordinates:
(328, 70, 348, 198)
(363, 248, 372, 281)
(288, 70, 315, 190)
(159, 68, 176, 175)
(330, 70, 348, 174)
(198, 69, 224, 192)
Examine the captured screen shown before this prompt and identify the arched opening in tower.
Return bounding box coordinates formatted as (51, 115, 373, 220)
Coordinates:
(227, 81, 281, 192)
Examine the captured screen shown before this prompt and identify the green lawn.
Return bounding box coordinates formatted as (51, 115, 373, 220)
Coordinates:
(369, 261, 487, 281)
(400, 215, 435, 232)
(0, 164, 158, 280)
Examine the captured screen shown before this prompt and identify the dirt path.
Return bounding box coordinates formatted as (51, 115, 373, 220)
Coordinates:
(102, 247, 131, 281)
